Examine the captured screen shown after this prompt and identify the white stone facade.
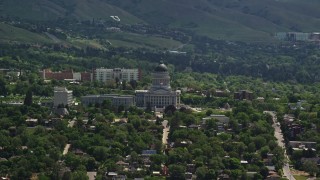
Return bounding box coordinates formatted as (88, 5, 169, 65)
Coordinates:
(53, 87, 73, 107)
(135, 63, 181, 109)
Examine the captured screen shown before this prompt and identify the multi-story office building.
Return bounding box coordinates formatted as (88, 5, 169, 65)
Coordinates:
(39, 69, 92, 81)
(53, 87, 73, 107)
(275, 32, 320, 41)
(94, 68, 141, 82)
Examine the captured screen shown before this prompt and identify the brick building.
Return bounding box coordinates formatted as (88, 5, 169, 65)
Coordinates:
(39, 69, 92, 81)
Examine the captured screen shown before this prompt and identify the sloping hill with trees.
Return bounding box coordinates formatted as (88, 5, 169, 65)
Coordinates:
(1, 0, 320, 41)
(0, 0, 143, 24)
(0, 23, 51, 43)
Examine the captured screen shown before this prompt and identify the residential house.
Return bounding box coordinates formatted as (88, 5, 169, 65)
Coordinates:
(289, 141, 316, 151)
(214, 90, 229, 97)
(25, 118, 38, 127)
(186, 164, 196, 174)
(288, 123, 303, 140)
(9, 126, 17, 136)
(202, 114, 230, 132)
(266, 171, 281, 180)
(256, 97, 265, 102)
(234, 90, 254, 101)
(283, 114, 295, 125)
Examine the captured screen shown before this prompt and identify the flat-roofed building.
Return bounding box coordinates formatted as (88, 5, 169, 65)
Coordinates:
(81, 94, 135, 108)
(39, 69, 93, 81)
(54, 87, 73, 107)
(94, 68, 141, 82)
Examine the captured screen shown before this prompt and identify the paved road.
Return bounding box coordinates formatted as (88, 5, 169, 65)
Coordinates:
(87, 171, 97, 180)
(44, 32, 61, 43)
(265, 111, 295, 180)
(162, 120, 170, 148)
(63, 118, 77, 155)
(63, 144, 71, 155)
(68, 119, 76, 128)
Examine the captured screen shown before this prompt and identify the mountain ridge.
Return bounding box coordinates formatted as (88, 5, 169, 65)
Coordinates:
(1, 0, 320, 41)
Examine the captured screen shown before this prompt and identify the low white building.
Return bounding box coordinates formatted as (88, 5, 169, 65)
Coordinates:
(81, 94, 135, 108)
(54, 87, 73, 107)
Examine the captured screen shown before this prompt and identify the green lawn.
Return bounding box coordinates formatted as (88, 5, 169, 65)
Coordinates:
(106, 32, 183, 50)
(68, 38, 106, 50)
(293, 175, 308, 180)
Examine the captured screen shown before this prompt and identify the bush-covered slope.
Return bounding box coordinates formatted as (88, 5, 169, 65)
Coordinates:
(1, 0, 320, 40)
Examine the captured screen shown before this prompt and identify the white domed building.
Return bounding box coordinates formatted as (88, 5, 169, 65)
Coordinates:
(135, 63, 181, 110)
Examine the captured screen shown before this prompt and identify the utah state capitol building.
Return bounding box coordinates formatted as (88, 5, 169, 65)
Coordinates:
(135, 63, 181, 109)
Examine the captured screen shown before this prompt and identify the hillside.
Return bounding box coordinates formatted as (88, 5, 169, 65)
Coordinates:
(0, 0, 143, 24)
(107, 0, 320, 41)
(1, 0, 320, 41)
(0, 23, 51, 43)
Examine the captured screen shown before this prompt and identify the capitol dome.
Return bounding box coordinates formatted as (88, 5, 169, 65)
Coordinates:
(154, 63, 168, 72)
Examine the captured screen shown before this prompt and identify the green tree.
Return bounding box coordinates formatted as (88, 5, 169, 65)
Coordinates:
(165, 105, 177, 116)
(303, 160, 318, 176)
(169, 164, 186, 180)
(92, 146, 109, 162)
(150, 154, 167, 165)
(0, 78, 7, 96)
(122, 80, 127, 90)
(71, 171, 88, 180)
(206, 109, 213, 116)
(130, 80, 138, 89)
(102, 99, 112, 110)
(196, 166, 208, 180)
(23, 89, 33, 106)
(65, 153, 82, 170)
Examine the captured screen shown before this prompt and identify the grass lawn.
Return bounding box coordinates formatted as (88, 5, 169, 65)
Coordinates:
(68, 38, 106, 50)
(106, 32, 182, 50)
(293, 175, 308, 180)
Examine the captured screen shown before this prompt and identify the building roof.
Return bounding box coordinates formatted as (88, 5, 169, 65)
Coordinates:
(107, 172, 118, 176)
(26, 118, 38, 122)
(82, 94, 135, 98)
(203, 114, 230, 124)
(154, 63, 168, 72)
(142, 150, 157, 155)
